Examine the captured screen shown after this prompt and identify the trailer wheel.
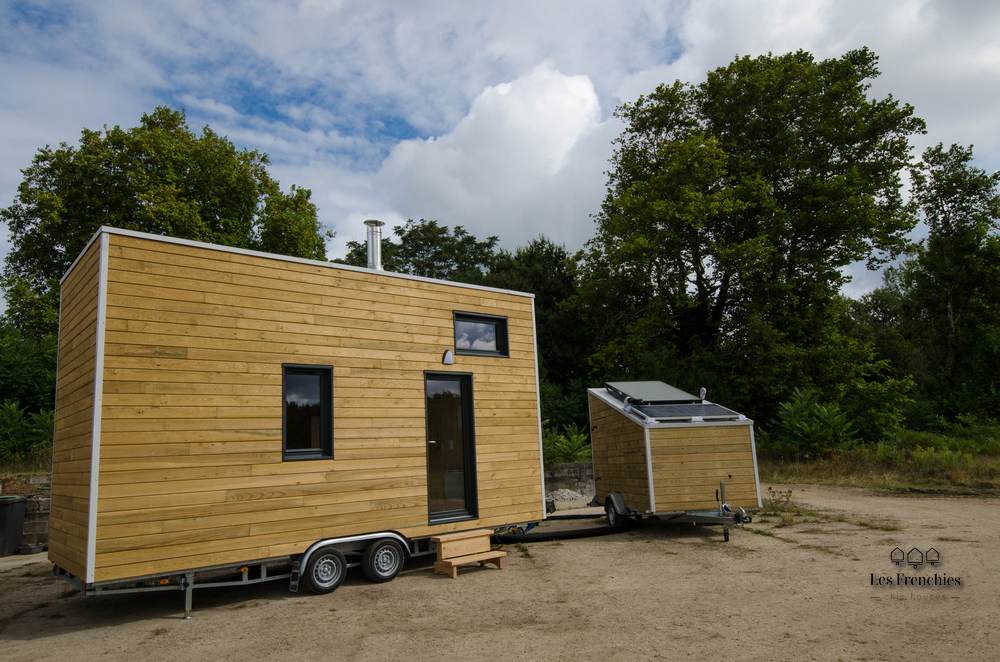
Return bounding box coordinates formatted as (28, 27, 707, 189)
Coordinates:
(605, 500, 627, 530)
(303, 546, 347, 594)
(362, 539, 404, 583)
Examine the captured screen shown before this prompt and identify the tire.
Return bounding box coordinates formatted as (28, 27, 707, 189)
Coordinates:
(605, 500, 626, 530)
(303, 546, 347, 594)
(362, 538, 405, 583)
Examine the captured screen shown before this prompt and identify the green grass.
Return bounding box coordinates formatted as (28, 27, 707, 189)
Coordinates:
(760, 422, 1000, 494)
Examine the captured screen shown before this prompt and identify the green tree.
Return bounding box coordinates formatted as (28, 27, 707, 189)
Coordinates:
(864, 144, 1000, 419)
(0, 323, 57, 413)
(1, 106, 328, 337)
(487, 237, 589, 427)
(340, 219, 498, 284)
(583, 48, 926, 421)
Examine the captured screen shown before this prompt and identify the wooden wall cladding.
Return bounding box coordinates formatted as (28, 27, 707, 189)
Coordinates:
(88, 233, 542, 582)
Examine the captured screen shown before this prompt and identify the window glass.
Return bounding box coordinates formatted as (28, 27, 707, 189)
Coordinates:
(283, 366, 332, 459)
(454, 313, 508, 356)
(455, 319, 498, 352)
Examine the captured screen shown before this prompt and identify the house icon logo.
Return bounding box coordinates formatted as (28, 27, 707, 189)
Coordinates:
(889, 546, 943, 570)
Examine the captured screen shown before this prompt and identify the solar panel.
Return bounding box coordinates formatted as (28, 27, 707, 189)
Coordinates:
(605, 381, 700, 404)
(632, 403, 741, 421)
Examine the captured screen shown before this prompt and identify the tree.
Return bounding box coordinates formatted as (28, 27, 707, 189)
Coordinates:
(487, 238, 589, 427)
(582, 48, 927, 421)
(340, 219, 498, 283)
(1, 106, 328, 336)
(864, 144, 1000, 419)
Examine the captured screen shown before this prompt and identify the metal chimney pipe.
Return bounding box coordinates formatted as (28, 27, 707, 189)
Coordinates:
(363, 219, 384, 270)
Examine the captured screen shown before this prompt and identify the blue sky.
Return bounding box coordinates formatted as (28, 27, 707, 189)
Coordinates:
(2, 0, 999, 297)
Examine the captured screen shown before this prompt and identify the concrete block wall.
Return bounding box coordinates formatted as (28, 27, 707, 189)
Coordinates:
(544, 462, 595, 497)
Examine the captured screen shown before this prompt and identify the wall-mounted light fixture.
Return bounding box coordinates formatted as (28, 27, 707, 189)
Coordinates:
(442, 349, 454, 365)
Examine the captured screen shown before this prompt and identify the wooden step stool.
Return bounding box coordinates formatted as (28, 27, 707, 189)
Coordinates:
(431, 529, 507, 578)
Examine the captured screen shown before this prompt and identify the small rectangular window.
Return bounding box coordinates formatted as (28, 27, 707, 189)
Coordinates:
(453, 312, 509, 357)
(283, 365, 332, 460)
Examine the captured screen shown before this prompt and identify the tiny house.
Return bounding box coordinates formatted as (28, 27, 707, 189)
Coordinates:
(588, 381, 760, 532)
(49, 224, 544, 604)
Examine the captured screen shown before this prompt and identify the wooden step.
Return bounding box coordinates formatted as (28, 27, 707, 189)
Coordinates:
(433, 550, 507, 579)
(430, 528, 494, 543)
(431, 528, 494, 561)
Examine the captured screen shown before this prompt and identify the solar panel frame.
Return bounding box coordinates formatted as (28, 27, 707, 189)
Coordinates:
(633, 403, 741, 421)
(604, 381, 701, 405)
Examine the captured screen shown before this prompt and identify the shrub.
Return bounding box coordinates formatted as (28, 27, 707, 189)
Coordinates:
(543, 422, 592, 464)
(0, 401, 53, 463)
(764, 388, 857, 460)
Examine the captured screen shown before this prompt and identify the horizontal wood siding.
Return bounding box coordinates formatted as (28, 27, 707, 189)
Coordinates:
(588, 394, 649, 512)
(648, 425, 759, 511)
(93, 233, 542, 582)
(49, 240, 101, 577)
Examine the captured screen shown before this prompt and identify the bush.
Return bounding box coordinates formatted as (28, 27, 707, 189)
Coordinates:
(763, 388, 857, 460)
(543, 422, 592, 464)
(0, 401, 54, 463)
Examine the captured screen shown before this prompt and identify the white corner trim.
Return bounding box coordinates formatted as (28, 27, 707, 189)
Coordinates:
(59, 227, 105, 284)
(85, 233, 109, 584)
(94, 226, 534, 299)
(749, 425, 763, 509)
(530, 299, 547, 519)
(644, 427, 656, 513)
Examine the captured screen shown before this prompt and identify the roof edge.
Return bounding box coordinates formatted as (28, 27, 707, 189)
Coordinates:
(63, 226, 535, 299)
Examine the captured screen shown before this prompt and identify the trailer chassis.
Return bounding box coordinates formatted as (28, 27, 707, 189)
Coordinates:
(604, 480, 752, 542)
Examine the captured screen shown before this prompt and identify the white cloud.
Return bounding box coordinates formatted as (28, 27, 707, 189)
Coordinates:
(373, 64, 615, 249)
(2, 0, 1000, 300)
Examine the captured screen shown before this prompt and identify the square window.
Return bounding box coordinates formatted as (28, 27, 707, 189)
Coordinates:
(283, 365, 333, 460)
(453, 312, 509, 357)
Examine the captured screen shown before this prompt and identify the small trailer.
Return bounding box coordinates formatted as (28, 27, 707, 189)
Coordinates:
(588, 381, 760, 539)
(49, 223, 545, 615)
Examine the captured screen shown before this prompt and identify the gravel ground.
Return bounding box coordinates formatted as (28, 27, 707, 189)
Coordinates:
(1, 484, 997, 661)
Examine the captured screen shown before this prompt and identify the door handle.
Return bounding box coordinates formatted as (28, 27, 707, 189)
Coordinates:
(428, 439, 437, 445)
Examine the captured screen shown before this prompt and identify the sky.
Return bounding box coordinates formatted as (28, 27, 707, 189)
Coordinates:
(2, 0, 999, 297)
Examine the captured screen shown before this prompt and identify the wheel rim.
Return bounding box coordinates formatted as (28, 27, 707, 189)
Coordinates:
(312, 554, 343, 588)
(608, 507, 617, 527)
(373, 545, 400, 577)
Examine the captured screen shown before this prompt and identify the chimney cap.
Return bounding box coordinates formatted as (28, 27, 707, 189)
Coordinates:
(363, 218, 385, 227)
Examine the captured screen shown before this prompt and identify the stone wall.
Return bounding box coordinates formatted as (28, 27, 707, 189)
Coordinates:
(544, 462, 595, 498)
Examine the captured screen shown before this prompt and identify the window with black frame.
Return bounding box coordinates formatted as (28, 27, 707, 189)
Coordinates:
(282, 365, 333, 460)
(453, 312, 509, 357)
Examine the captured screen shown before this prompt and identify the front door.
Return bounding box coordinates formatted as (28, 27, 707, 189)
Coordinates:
(425, 373, 477, 522)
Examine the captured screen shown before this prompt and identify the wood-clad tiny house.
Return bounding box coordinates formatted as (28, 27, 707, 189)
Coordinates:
(49, 225, 544, 594)
(588, 381, 761, 523)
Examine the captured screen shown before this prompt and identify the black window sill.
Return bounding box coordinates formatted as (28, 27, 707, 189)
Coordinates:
(454, 349, 509, 358)
(429, 512, 478, 525)
(282, 453, 333, 462)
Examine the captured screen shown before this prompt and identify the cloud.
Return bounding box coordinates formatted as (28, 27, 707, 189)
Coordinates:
(2, 0, 1000, 300)
(374, 64, 616, 249)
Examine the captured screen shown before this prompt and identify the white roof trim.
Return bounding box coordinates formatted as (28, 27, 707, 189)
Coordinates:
(63, 226, 535, 299)
(587, 388, 753, 429)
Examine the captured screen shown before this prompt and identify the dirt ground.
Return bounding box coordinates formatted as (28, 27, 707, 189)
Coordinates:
(1, 484, 997, 661)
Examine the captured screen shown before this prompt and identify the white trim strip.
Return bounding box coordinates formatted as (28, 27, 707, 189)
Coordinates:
(95, 226, 534, 299)
(59, 227, 105, 284)
(749, 425, 763, 508)
(85, 233, 109, 584)
(644, 427, 656, 513)
(530, 299, 547, 519)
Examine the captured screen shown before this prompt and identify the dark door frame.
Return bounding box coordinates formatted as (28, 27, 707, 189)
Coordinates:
(423, 371, 478, 524)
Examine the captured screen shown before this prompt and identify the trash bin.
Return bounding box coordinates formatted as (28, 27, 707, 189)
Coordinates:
(0, 496, 28, 556)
